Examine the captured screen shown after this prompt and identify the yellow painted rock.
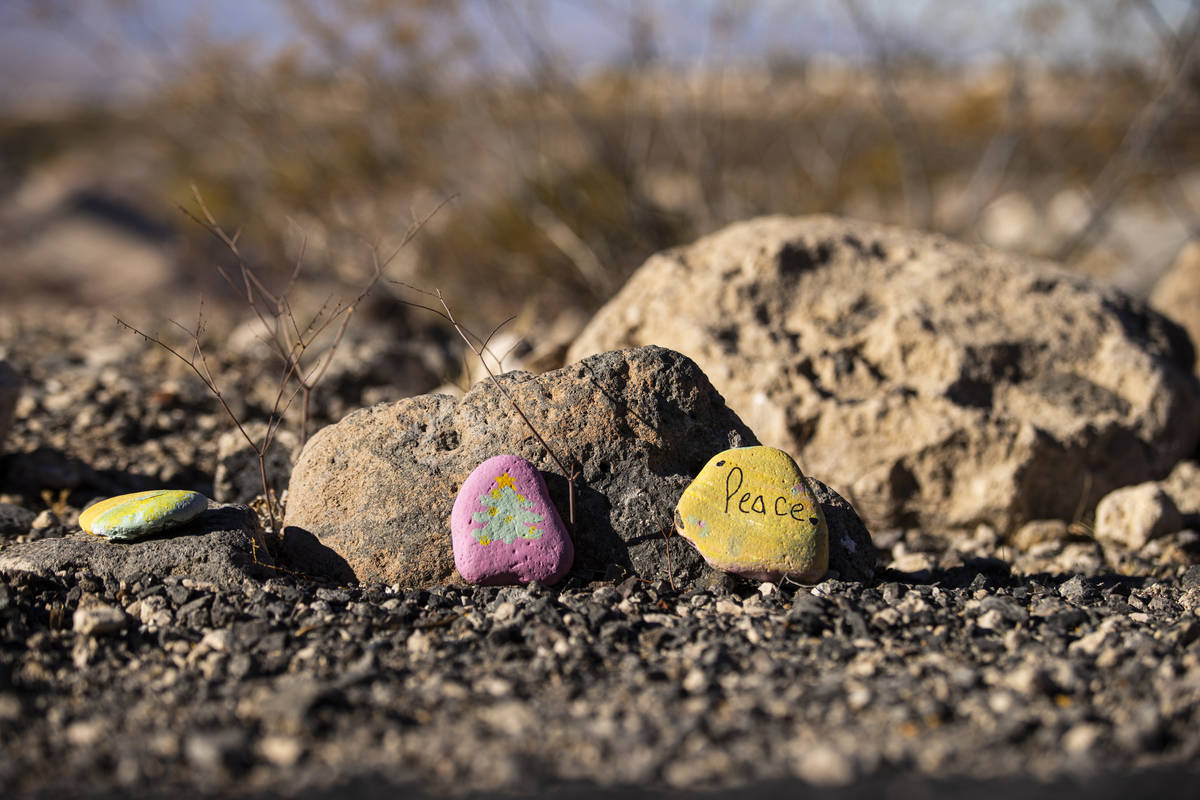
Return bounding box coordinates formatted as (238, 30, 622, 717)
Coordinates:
(675, 446, 828, 582)
(79, 490, 208, 542)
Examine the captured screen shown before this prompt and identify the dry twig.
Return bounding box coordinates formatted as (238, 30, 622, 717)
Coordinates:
(118, 189, 448, 539)
(115, 305, 301, 538)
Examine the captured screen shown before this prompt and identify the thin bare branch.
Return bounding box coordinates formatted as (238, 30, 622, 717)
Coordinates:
(426, 288, 576, 527)
(390, 280, 513, 368)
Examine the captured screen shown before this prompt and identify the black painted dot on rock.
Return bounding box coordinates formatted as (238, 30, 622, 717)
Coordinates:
(716, 460, 725, 467)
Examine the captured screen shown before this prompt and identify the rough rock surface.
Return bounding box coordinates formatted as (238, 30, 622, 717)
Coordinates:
(284, 345, 873, 588)
(811, 479, 875, 583)
(0, 505, 273, 589)
(1151, 241, 1200, 373)
(568, 215, 1200, 534)
(0, 358, 19, 452)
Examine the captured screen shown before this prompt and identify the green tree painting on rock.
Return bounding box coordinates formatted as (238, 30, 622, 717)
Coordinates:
(472, 472, 544, 545)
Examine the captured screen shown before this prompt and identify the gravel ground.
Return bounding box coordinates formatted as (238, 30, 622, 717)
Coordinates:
(2, 562, 1199, 797)
(2, 312, 1200, 797)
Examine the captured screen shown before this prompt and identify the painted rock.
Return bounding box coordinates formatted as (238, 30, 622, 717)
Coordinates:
(79, 490, 209, 543)
(451, 455, 573, 585)
(675, 446, 828, 582)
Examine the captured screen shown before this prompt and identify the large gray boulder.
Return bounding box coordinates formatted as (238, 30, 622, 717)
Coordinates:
(0, 505, 273, 589)
(282, 345, 874, 588)
(568, 216, 1200, 535)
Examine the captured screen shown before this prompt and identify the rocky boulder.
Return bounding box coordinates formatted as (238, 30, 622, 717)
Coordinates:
(283, 345, 874, 588)
(568, 216, 1200, 535)
(1151, 241, 1200, 374)
(0, 505, 273, 589)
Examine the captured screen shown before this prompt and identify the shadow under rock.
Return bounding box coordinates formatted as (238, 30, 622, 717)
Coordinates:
(280, 526, 357, 585)
(129, 506, 266, 545)
(878, 558, 1167, 597)
(542, 472, 634, 582)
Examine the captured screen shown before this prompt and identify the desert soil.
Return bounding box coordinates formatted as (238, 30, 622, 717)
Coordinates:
(1, 310, 1199, 798)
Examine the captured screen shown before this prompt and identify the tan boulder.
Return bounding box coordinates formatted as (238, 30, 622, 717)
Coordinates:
(568, 215, 1200, 534)
(1150, 241, 1200, 373)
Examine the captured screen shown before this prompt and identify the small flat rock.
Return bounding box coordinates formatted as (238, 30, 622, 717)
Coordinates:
(0, 505, 273, 589)
(451, 455, 573, 585)
(79, 489, 208, 542)
(1162, 460, 1200, 517)
(675, 446, 828, 582)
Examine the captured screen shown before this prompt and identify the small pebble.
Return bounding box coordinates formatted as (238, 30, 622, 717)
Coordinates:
(31, 509, 60, 531)
(73, 604, 127, 636)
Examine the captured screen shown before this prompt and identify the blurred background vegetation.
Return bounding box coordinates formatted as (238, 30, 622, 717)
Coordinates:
(1, 0, 1198, 363)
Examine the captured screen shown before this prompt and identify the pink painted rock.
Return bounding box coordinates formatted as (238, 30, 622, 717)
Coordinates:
(451, 455, 573, 585)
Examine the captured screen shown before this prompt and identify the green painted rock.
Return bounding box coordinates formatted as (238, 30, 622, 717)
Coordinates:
(675, 446, 828, 582)
(79, 490, 209, 542)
